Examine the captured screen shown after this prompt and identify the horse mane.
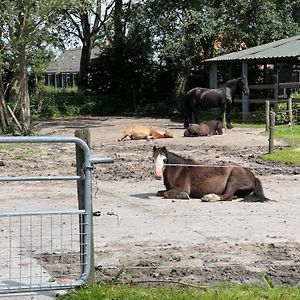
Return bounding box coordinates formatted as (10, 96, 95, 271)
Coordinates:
(166, 149, 197, 165)
(223, 77, 241, 88)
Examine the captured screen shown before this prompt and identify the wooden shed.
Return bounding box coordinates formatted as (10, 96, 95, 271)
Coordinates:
(204, 35, 300, 117)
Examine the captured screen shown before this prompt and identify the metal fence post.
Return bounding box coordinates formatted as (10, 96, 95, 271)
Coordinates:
(75, 129, 94, 283)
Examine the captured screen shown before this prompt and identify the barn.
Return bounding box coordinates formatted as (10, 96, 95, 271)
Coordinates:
(204, 34, 300, 118)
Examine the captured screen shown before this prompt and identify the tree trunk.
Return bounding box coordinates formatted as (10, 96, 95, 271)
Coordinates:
(18, 48, 30, 134)
(114, 0, 124, 55)
(78, 13, 92, 90)
(112, 0, 125, 98)
(0, 76, 8, 131)
(173, 70, 189, 114)
(0, 73, 13, 132)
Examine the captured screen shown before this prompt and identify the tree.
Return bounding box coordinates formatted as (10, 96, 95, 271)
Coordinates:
(140, 0, 223, 110)
(60, 0, 115, 89)
(0, 0, 73, 134)
(79, 0, 300, 116)
(214, 0, 300, 53)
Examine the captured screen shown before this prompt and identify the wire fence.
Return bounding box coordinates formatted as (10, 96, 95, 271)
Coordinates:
(0, 211, 86, 293)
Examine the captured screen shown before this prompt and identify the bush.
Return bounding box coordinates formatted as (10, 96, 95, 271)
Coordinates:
(136, 102, 170, 116)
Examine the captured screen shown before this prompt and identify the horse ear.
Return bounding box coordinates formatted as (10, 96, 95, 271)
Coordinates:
(162, 146, 167, 153)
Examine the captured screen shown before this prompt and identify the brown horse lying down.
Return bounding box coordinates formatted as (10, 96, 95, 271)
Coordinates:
(153, 146, 269, 202)
(184, 120, 224, 137)
(119, 125, 173, 141)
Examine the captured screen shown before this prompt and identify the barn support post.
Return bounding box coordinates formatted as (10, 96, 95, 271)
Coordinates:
(75, 128, 95, 283)
(209, 63, 218, 88)
(269, 111, 275, 154)
(242, 61, 249, 121)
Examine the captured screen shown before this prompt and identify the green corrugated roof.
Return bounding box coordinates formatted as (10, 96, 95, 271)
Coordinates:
(204, 35, 300, 63)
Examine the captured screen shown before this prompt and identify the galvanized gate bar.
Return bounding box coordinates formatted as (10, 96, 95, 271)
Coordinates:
(0, 175, 81, 182)
(0, 210, 85, 217)
(0, 135, 113, 294)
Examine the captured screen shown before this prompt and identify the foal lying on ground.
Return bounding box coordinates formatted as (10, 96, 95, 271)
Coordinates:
(153, 146, 269, 202)
(119, 125, 173, 141)
(184, 120, 224, 137)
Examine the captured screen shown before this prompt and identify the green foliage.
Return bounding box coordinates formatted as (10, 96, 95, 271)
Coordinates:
(218, 0, 300, 52)
(136, 102, 170, 117)
(86, 0, 300, 116)
(32, 87, 172, 118)
(58, 283, 300, 300)
(31, 87, 97, 118)
(274, 102, 300, 125)
(2, 0, 298, 122)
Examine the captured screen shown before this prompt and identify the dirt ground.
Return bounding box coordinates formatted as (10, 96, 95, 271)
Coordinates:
(1, 116, 300, 290)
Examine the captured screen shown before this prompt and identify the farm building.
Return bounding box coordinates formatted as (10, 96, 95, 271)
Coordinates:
(204, 34, 300, 116)
(44, 48, 101, 88)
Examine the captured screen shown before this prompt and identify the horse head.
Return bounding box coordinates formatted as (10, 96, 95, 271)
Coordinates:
(163, 130, 173, 138)
(240, 76, 250, 96)
(153, 146, 167, 180)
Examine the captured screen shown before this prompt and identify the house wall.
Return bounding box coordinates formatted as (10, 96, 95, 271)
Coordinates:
(45, 73, 78, 88)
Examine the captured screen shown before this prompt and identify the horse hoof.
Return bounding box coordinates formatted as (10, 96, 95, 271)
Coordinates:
(201, 194, 220, 202)
(176, 192, 190, 199)
(157, 190, 165, 197)
(227, 123, 234, 129)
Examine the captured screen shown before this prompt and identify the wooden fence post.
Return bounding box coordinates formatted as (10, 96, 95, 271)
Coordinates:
(75, 128, 95, 283)
(288, 97, 293, 125)
(269, 112, 275, 154)
(265, 100, 270, 132)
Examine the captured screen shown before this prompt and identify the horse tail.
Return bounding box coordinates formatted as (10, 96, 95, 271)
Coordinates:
(252, 178, 270, 202)
(183, 93, 192, 128)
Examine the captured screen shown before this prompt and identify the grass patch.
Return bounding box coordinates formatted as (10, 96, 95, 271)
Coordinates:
(273, 125, 300, 147)
(261, 124, 300, 165)
(234, 123, 265, 129)
(262, 147, 300, 164)
(58, 283, 300, 300)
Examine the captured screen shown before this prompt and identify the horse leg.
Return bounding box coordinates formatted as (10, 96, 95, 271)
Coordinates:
(201, 168, 255, 202)
(219, 106, 226, 124)
(164, 189, 190, 199)
(193, 107, 200, 124)
(163, 180, 191, 199)
(226, 104, 234, 129)
(184, 100, 193, 128)
(157, 190, 167, 196)
(201, 188, 236, 202)
(201, 184, 237, 202)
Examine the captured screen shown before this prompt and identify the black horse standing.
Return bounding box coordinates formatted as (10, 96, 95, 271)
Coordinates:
(183, 76, 250, 129)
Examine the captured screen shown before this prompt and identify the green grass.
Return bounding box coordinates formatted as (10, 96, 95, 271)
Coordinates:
(234, 123, 265, 128)
(261, 124, 300, 165)
(58, 283, 300, 300)
(273, 124, 300, 147)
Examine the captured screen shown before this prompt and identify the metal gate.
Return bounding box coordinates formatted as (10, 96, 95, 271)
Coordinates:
(0, 136, 112, 294)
